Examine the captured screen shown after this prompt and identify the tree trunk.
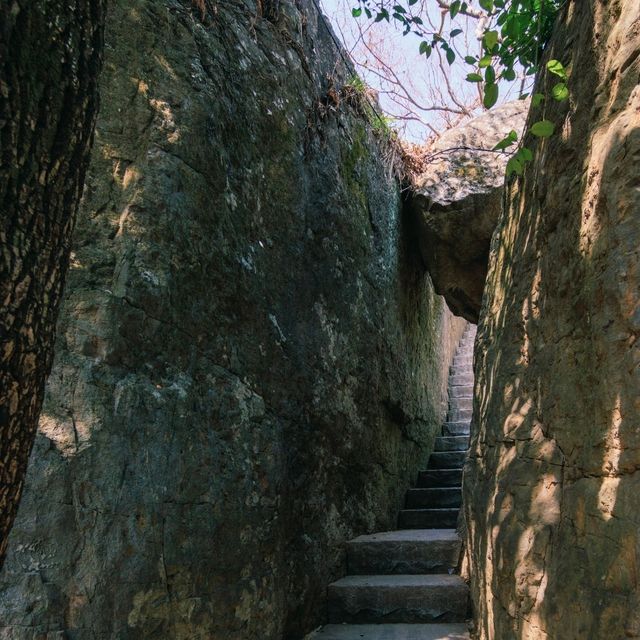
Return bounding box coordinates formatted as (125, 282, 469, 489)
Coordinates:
(0, 0, 105, 567)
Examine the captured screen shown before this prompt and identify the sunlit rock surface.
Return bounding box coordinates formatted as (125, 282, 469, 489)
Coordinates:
(410, 101, 529, 322)
(465, 1, 640, 638)
(0, 1, 466, 638)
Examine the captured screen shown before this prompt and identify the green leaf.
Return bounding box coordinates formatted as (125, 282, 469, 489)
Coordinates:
(393, 4, 406, 12)
(485, 65, 496, 84)
(493, 129, 518, 151)
(450, 28, 463, 37)
(506, 157, 523, 176)
(519, 147, 533, 162)
(419, 41, 432, 57)
(483, 30, 499, 52)
(446, 47, 456, 65)
(464, 55, 477, 65)
(478, 55, 492, 68)
(484, 83, 499, 109)
(351, 7, 362, 17)
(479, 0, 494, 12)
(530, 120, 555, 137)
(502, 67, 516, 81)
(408, 0, 418, 4)
(531, 92, 545, 107)
(450, 0, 461, 18)
(466, 73, 483, 83)
(552, 82, 569, 101)
(547, 59, 567, 79)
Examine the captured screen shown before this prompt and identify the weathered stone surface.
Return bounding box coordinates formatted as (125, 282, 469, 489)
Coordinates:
(410, 102, 529, 322)
(347, 529, 461, 575)
(327, 574, 469, 624)
(308, 623, 470, 640)
(405, 487, 462, 509)
(464, 2, 640, 638)
(434, 436, 469, 451)
(418, 469, 463, 487)
(397, 508, 459, 529)
(0, 0, 466, 638)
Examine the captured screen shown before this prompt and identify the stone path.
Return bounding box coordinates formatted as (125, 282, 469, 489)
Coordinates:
(311, 325, 476, 639)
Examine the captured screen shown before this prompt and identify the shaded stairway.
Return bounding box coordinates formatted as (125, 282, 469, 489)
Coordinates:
(311, 324, 476, 640)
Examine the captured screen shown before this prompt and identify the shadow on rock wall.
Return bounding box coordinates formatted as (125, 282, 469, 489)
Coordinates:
(465, 1, 640, 638)
(0, 1, 466, 639)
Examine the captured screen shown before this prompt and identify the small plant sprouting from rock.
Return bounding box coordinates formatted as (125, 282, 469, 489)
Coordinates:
(342, 76, 396, 137)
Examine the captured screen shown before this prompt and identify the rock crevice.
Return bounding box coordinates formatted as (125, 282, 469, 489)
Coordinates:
(0, 1, 465, 638)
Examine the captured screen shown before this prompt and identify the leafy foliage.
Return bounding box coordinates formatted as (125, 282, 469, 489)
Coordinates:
(351, 0, 568, 176)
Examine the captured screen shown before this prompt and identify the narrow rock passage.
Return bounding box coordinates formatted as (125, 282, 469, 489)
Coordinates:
(311, 326, 476, 639)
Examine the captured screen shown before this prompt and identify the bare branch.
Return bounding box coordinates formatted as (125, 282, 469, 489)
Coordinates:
(435, 0, 483, 19)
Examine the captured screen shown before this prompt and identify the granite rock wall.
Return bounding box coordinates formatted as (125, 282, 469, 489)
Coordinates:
(0, 1, 465, 638)
(464, 2, 640, 638)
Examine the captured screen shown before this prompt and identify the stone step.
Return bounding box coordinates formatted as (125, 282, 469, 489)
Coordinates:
(449, 366, 473, 378)
(417, 468, 463, 488)
(309, 623, 470, 639)
(455, 348, 473, 357)
(428, 451, 466, 469)
(453, 355, 473, 366)
(447, 408, 472, 422)
(449, 385, 473, 399)
(435, 436, 469, 451)
(448, 373, 473, 386)
(442, 422, 470, 436)
(346, 529, 461, 575)
(398, 508, 459, 529)
(405, 487, 461, 509)
(449, 397, 473, 411)
(327, 574, 469, 624)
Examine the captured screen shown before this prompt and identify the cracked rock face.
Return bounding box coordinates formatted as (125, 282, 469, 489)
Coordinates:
(0, 1, 466, 638)
(410, 101, 529, 322)
(465, 1, 640, 638)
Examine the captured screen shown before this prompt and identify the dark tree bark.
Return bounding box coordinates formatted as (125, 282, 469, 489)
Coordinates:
(0, 0, 105, 567)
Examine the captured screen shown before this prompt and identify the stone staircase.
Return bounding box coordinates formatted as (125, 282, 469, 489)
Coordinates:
(311, 325, 476, 640)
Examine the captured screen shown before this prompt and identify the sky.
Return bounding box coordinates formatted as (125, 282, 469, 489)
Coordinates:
(317, 0, 524, 143)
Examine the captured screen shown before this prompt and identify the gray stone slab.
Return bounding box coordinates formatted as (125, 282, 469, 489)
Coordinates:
(428, 451, 466, 469)
(434, 436, 469, 451)
(398, 508, 459, 529)
(442, 422, 470, 437)
(449, 385, 473, 398)
(449, 397, 473, 411)
(308, 623, 470, 639)
(448, 374, 473, 386)
(447, 408, 472, 422)
(405, 487, 462, 509)
(417, 469, 463, 487)
(328, 574, 469, 624)
(449, 366, 473, 377)
(347, 529, 461, 575)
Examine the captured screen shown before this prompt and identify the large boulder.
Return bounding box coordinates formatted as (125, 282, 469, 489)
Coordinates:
(410, 101, 529, 322)
(465, 1, 640, 638)
(0, 1, 466, 638)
